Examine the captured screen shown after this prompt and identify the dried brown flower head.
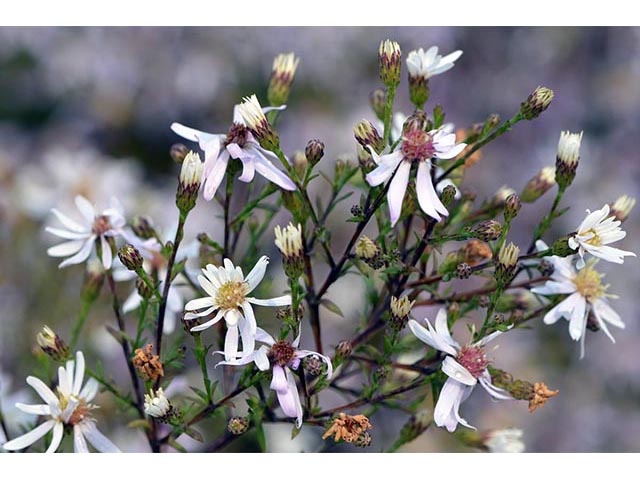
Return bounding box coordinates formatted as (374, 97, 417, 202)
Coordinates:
(460, 240, 493, 266)
(528, 382, 559, 412)
(322, 413, 372, 443)
(133, 344, 164, 382)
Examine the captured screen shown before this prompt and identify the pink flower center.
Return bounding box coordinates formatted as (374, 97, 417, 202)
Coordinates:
(401, 129, 435, 163)
(225, 122, 250, 148)
(270, 340, 296, 367)
(456, 345, 490, 379)
(92, 215, 111, 235)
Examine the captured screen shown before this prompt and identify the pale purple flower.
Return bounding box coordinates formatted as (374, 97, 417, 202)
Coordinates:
(532, 240, 624, 358)
(408, 309, 511, 432)
(46, 195, 126, 269)
(406, 46, 463, 80)
(216, 328, 332, 428)
(184, 256, 291, 361)
(171, 104, 295, 200)
(2, 351, 120, 453)
(365, 125, 466, 226)
(568, 204, 635, 269)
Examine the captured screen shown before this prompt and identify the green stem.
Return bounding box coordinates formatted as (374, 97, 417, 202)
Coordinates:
(70, 298, 93, 350)
(383, 86, 397, 146)
(193, 334, 212, 402)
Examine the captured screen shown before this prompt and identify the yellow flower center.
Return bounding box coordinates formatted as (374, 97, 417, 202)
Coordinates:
(57, 392, 94, 426)
(572, 266, 605, 301)
(216, 281, 249, 310)
(578, 228, 602, 247)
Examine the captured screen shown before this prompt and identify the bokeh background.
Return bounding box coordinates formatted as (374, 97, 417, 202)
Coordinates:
(0, 26, 638, 452)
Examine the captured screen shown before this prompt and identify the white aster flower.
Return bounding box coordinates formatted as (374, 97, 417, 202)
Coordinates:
(184, 256, 291, 360)
(365, 124, 466, 226)
(144, 388, 172, 419)
(46, 195, 126, 269)
(484, 428, 525, 453)
(568, 204, 635, 269)
(408, 309, 511, 432)
(216, 328, 332, 428)
(406, 46, 463, 80)
(171, 102, 295, 201)
(532, 240, 624, 358)
(2, 351, 120, 453)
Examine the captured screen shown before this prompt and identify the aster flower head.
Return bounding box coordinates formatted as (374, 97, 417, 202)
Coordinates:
(46, 195, 126, 270)
(171, 101, 295, 201)
(406, 46, 463, 81)
(365, 123, 466, 226)
(184, 256, 292, 360)
(215, 327, 332, 428)
(532, 240, 624, 358)
(2, 351, 120, 453)
(144, 388, 173, 421)
(408, 309, 511, 432)
(568, 204, 636, 269)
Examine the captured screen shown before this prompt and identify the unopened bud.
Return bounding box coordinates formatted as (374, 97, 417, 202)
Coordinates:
(131, 215, 157, 240)
(389, 295, 414, 332)
(552, 236, 574, 257)
(369, 88, 387, 121)
(504, 193, 521, 220)
(170, 143, 190, 164)
(355, 236, 384, 269)
(472, 220, 502, 241)
(354, 120, 385, 154)
(292, 151, 308, 177)
(305, 139, 324, 166)
(274, 223, 304, 279)
(537, 259, 555, 277)
(378, 39, 402, 88)
(118, 244, 143, 272)
(489, 186, 516, 209)
(520, 86, 554, 120)
(268, 53, 299, 107)
(521, 166, 555, 203)
(237, 94, 279, 150)
(484, 113, 501, 131)
(441, 184, 457, 206)
(304, 355, 326, 376)
(555, 131, 582, 190)
(456, 262, 472, 279)
(609, 194, 635, 222)
(227, 416, 250, 435)
(176, 151, 203, 213)
(496, 242, 520, 286)
(402, 110, 427, 134)
(36, 326, 69, 361)
(81, 259, 105, 303)
(336, 340, 353, 359)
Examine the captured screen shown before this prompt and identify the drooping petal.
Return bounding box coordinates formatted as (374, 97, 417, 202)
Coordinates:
(224, 323, 239, 360)
(270, 365, 288, 392)
(2, 420, 57, 451)
(80, 422, 121, 453)
(46, 422, 64, 453)
(441, 356, 477, 386)
(434, 377, 474, 432)
(73, 425, 89, 453)
(567, 293, 587, 341)
(203, 150, 229, 201)
(226, 143, 256, 183)
(100, 236, 113, 270)
(416, 162, 448, 221)
(73, 351, 85, 396)
(387, 160, 411, 227)
(255, 327, 276, 346)
(190, 310, 224, 332)
(251, 147, 297, 191)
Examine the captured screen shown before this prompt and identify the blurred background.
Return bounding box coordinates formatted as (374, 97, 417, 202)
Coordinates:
(0, 26, 638, 452)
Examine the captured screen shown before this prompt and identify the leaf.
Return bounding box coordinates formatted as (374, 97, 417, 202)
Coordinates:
(291, 424, 302, 440)
(168, 437, 188, 453)
(127, 419, 151, 430)
(320, 298, 344, 318)
(184, 426, 204, 443)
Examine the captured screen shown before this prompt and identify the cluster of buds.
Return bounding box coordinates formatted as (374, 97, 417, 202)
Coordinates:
(521, 166, 555, 203)
(354, 119, 385, 154)
(238, 94, 280, 151)
(471, 220, 502, 241)
(378, 39, 401, 88)
(388, 295, 415, 332)
(117, 243, 143, 272)
(369, 88, 387, 121)
(322, 412, 373, 446)
(274, 223, 304, 278)
(81, 258, 105, 304)
(305, 139, 324, 167)
(355, 235, 384, 269)
(176, 151, 203, 214)
(36, 325, 69, 361)
(495, 242, 520, 286)
(520, 86, 554, 120)
(267, 53, 299, 107)
(609, 194, 636, 222)
(133, 344, 164, 382)
(489, 367, 559, 412)
(144, 388, 176, 422)
(555, 131, 583, 190)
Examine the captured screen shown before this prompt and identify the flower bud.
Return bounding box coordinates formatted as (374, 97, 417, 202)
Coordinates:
(135, 277, 152, 300)
(520, 166, 555, 203)
(170, 143, 190, 164)
(355, 235, 384, 269)
(441, 185, 458, 207)
(305, 139, 324, 166)
(237, 94, 280, 150)
(369, 88, 387, 121)
(484, 113, 501, 131)
(537, 259, 555, 277)
(489, 186, 516, 209)
(131, 215, 157, 240)
(456, 262, 472, 279)
(36, 326, 70, 361)
(504, 193, 521, 220)
(354, 431, 372, 448)
(378, 39, 402, 88)
(555, 131, 582, 190)
(551, 236, 574, 257)
(520, 86, 554, 120)
(267, 52, 299, 107)
(81, 258, 105, 303)
(389, 295, 414, 332)
(144, 388, 174, 422)
(227, 416, 250, 435)
(609, 194, 635, 222)
(303, 355, 326, 376)
(274, 223, 304, 279)
(495, 242, 520, 286)
(176, 151, 203, 214)
(354, 119, 385, 154)
(292, 151, 308, 178)
(472, 220, 502, 241)
(118, 244, 144, 272)
(336, 340, 353, 359)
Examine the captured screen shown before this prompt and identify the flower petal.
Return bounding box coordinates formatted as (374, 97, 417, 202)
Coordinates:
(2, 420, 57, 451)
